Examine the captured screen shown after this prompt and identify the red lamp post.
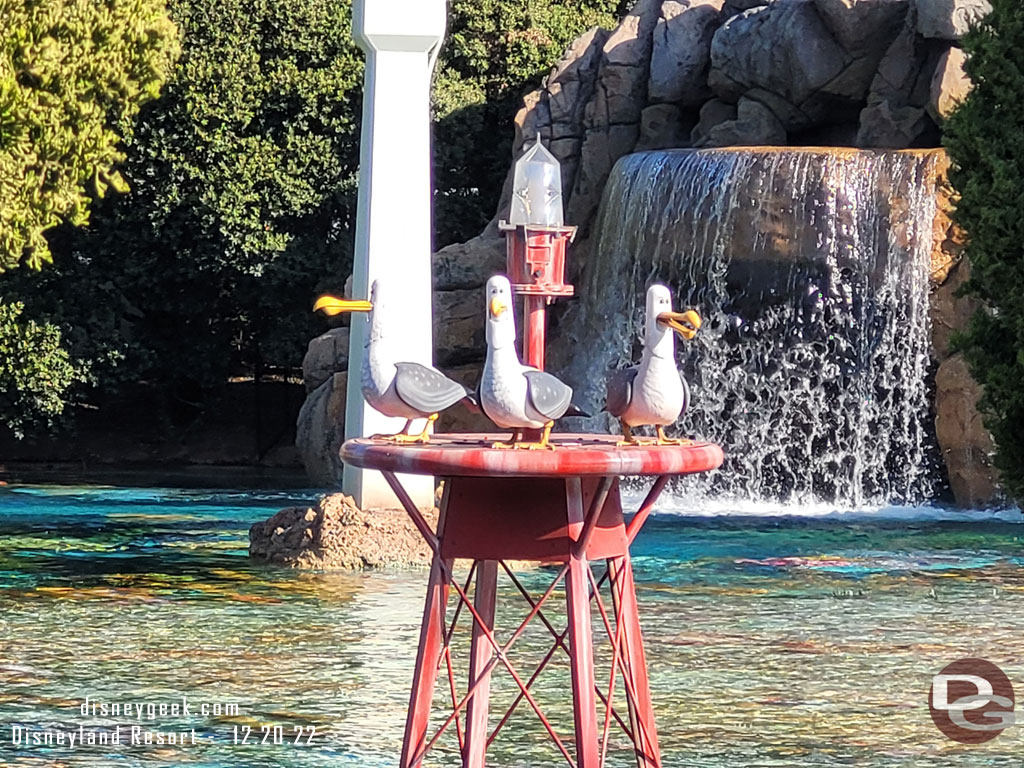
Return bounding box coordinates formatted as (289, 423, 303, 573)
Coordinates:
(499, 137, 576, 370)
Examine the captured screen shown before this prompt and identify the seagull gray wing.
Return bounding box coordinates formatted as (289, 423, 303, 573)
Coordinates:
(394, 363, 472, 414)
(606, 367, 638, 417)
(523, 370, 573, 420)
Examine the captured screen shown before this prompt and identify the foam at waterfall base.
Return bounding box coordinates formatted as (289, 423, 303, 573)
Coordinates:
(622, 486, 1020, 522)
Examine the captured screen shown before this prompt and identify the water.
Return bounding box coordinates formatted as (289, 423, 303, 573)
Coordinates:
(3, 485, 1024, 767)
(564, 148, 943, 508)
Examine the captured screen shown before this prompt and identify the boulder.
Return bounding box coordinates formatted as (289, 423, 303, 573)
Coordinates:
(648, 0, 726, 106)
(916, 0, 991, 40)
(856, 5, 942, 147)
(435, 286, 486, 367)
(857, 100, 933, 147)
(690, 97, 738, 144)
(635, 103, 690, 150)
(302, 327, 349, 393)
(433, 234, 506, 292)
(295, 371, 347, 486)
(812, 0, 909, 55)
(724, 0, 769, 12)
(703, 96, 787, 146)
(928, 45, 971, 121)
(934, 354, 1000, 508)
(709, 2, 850, 128)
(569, 0, 662, 234)
(249, 493, 435, 569)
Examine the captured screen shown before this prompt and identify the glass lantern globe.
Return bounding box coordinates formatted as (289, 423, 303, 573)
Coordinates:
(509, 137, 564, 227)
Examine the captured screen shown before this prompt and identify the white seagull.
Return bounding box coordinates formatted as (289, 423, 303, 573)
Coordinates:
(313, 280, 474, 443)
(480, 275, 582, 450)
(606, 284, 701, 445)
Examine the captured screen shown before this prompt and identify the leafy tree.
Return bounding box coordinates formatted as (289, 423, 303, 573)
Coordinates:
(943, 0, 1024, 499)
(0, 0, 179, 271)
(0, 301, 81, 437)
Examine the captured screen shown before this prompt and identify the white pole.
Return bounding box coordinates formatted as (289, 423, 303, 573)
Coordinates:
(347, 0, 446, 509)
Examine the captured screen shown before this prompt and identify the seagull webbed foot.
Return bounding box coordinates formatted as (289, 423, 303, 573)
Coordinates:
(616, 423, 646, 447)
(514, 422, 555, 450)
(655, 426, 692, 446)
(491, 430, 522, 450)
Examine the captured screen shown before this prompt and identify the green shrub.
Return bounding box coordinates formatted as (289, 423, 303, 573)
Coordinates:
(0, 300, 81, 437)
(943, 0, 1024, 500)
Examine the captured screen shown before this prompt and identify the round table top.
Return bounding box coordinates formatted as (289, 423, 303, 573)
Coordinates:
(341, 433, 724, 478)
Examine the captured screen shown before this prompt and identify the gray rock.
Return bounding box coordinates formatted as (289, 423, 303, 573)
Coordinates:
(434, 286, 486, 367)
(709, 1, 851, 128)
(703, 96, 787, 146)
(690, 97, 738, 144)
(928, 45, 971, 121)
(648, 0, 726, 106)
(724, 0, 769, 12)
(432, 235, 506, 292)
(295, 371, 347, 486)
(857, 101, 932, 146)
(302, 327, 349, 393)
(856, 5, 942, 146)
(514, 26, 609, 219)
(635, 103, 690, 150)
(812, 0, 909, 55)
(917, 0, 991, 40)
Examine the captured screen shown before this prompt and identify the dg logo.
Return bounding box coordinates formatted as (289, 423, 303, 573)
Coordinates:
(930, 658, 1015, 744)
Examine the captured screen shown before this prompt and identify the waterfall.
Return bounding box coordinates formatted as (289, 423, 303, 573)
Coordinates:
(564, 148, 943, 508)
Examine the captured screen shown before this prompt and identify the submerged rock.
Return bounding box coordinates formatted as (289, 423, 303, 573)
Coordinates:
(249, 493, 435, 569)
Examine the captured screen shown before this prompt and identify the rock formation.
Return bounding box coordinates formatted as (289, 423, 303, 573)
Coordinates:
(249, 493, 435, 569)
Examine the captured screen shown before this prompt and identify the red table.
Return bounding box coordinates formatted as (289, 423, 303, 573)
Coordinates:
(341, 433, 723, 768)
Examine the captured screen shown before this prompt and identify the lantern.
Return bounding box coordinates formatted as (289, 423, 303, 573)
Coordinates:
(499, 137, 578, 369)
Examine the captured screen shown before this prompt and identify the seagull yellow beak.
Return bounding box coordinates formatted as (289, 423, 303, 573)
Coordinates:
(313, 295, 373, 316)
(490, 297, 507, 318)
(657, 309, 702, 340)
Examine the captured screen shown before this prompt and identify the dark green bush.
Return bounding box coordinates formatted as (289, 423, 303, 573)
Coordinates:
(0, 301, 81, 437)
(943, 0, 1024, 500)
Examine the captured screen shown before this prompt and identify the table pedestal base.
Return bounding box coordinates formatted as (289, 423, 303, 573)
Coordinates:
(384, 473, 667, 768)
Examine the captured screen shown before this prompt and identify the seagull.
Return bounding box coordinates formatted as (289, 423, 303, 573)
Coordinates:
(313, 280, 474, 443)
(606, 284, 701, 446)
(480, 275, 584, 450)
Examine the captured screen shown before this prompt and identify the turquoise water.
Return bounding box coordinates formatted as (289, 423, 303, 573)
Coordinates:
(2, 485, 1024, 766)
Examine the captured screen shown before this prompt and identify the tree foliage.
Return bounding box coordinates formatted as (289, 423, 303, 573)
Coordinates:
(0, 0, 179, 271)
(943, 0, 1024, 499)
(0, 300, 81, 437)
(5, 0, 363, 412)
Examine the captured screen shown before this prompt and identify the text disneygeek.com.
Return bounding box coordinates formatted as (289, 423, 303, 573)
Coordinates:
(7, 696, 321, 750)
